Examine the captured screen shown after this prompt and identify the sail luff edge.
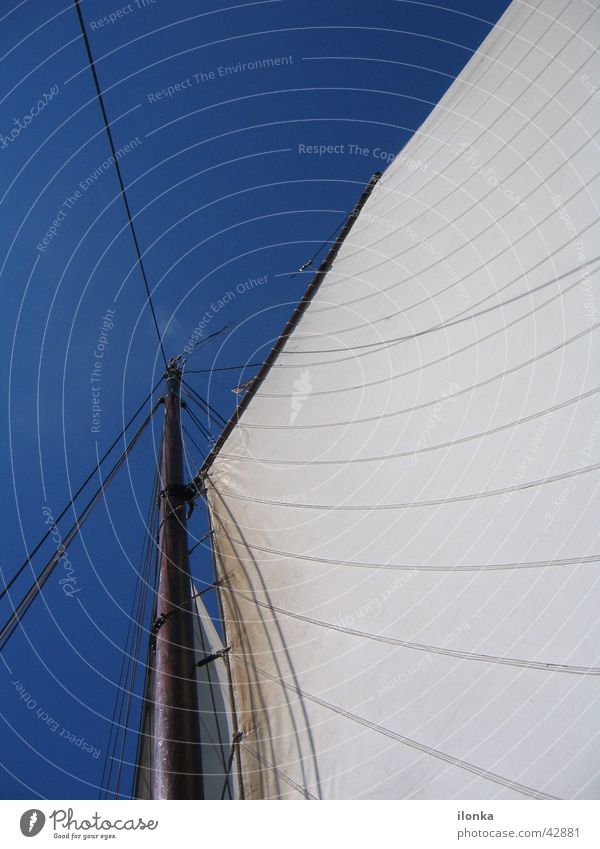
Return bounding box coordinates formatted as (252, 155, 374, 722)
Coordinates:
(191, 169, 382, 485)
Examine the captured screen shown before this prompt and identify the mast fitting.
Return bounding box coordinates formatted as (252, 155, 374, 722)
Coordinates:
(195, 646, 231, 669)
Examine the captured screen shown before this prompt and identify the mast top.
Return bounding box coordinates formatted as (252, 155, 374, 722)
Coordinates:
(164, 357, 184, 395)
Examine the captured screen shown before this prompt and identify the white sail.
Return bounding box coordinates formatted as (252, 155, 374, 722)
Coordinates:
(134, 586, 237, 799)
(203, 0, 600, 799)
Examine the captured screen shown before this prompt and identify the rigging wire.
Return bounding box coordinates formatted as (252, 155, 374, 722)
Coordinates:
(220, 731, 243, 800)
(173, 257, 316, 382)
(112, 477, 158, 799)
(100, 461, 160, 799)
(71, 0, 167, 367)
(182, 422, 207, 460)
(0, 380, 161, 603)
(176, 242, 318, 365)
(185, 361, 264, 374)
(130, 466, 164, 800)
(182, 403, 213, 444)
(188, 530, 213, 558)
(182, 378, 227, 425)
(181, 386, 212, 422)
(286, 214, 350, 280)
(0, 403, 159, 655)
(181, 380, 227, 428)
(181, 418, 209, 488)
(172, 253, 335, 384)
(175, 322, 235, 363)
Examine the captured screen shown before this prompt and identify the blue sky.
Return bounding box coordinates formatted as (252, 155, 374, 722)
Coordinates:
(0, 0, 510, 799)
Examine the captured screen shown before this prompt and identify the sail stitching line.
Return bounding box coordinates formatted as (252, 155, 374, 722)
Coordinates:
(188, 313, 597, 407)
(214, 459, 600, 511)
(226, 587, 600, 676)
(326, 0, 591, 269)
(241, 741, 318, 800)
(286, 252, 600, 356)
(271, 153, 600, 369)
(314, 13, 600, 318)
(215, 531, 600, 573)
(245, 660, 558, 800)
(218, 383, 600, 466)
(306, 140, 600, 344)
(211, 533, 600, 573)
(240, 302, 599, 422)
(274, 247, 600, 361)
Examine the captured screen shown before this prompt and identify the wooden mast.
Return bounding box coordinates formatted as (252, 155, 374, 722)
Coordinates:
(151, 359, 204, 799)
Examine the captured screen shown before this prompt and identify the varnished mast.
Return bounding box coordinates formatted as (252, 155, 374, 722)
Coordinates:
(151, 359, 204, 799)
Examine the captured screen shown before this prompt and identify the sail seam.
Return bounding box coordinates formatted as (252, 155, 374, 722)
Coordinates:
(214, 459, 600, 511)
(246, 661, 558, 801)
(322, 10, 600, 308)
(237, 297, 598, 420)
(218, 384, 600, 466)
(270, 250, 600, 363)
(225, 587, 600, 676)
(211, 533, 600, 573)
(241, 742, 318, 800)
(241, 317, 599, 401)
(277, 251, 600, 357)
(329, 0, 590, 266)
